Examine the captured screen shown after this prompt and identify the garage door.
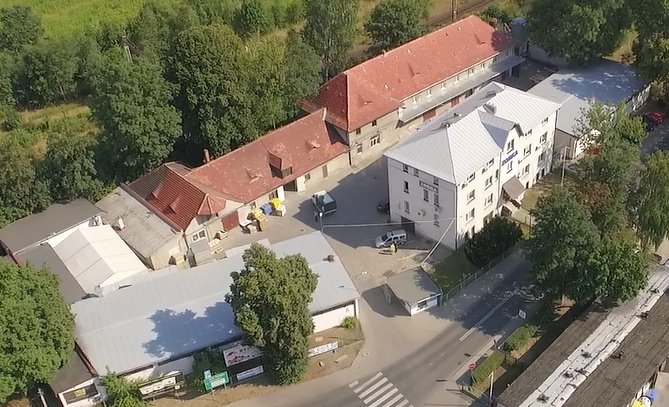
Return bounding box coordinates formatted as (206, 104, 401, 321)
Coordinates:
(400, 216, 415, 234)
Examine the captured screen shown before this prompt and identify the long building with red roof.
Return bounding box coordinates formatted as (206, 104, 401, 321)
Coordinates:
(302, 15, 523, 166)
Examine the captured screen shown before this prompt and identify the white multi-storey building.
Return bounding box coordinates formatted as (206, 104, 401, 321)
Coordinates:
(384, 82, 561, 249)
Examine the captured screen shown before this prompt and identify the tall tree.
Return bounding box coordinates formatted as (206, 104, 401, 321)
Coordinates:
(303, 0, 359, 79)
(633, 151, 669, 249)
(283, 30, 321, 116)
(234, 0, 271, 38)
(0, 137, 50, 227)
(364, 0, 429, 54)
(0, 52, 15, 106)
(169, 24, 256, 159)
(14, 40, 77, 107)
(38, 134, 106, 203)
(226, 244, 318, 385)
(92, 56, 181, 182)
(0, 6, 42, 54)
(527, 0, 632, 65)
(0, 262, 75, 403)
(246, 37, 287, 130)
(527, 187, 601, 303)
(100, 373, 146, 407)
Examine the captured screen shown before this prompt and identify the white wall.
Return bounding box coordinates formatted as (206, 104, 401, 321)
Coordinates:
(57, 377, 106, 407)
(312, 301, 357, 333)
(408, 296, 439, 316)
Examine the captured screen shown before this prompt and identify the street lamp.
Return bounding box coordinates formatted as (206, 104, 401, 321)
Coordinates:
(560, 145, 571, 186)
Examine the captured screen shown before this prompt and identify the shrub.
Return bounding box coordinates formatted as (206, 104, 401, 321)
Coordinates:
(188, 349, 228, 392)
(340, 316, 358, 329)
(464, 217, 522, 268)
(504, 323, 539, 352)
(471, 350, 505, 384)
(479, 4, 513, 25)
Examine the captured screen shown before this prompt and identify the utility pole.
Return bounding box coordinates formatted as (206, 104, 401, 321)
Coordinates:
(452, 0, 458, 23)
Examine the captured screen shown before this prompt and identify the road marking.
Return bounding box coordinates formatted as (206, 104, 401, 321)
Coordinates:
(348, 380, 359, 388)
(459, 292, 515, 342)
(364, 383, 394, 404)
(358, 377, 388, 398)
(368, 388, 398, 407)
(354, 372, 383, 393)
(381, 393, 404, 407)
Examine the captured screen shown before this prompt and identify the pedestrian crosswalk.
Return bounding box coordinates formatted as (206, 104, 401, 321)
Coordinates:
(348, 372, 413, 407)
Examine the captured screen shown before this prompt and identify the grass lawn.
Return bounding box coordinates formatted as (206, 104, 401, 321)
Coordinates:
(608, 29, 637, 63)
(521, 171, 574, 211)
(428, 250, 479, 292)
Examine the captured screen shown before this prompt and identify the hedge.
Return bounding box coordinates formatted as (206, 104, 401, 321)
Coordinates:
(471, 350, 506, 384)
(464, 217, 522, 268)
(504, 323, 540, 352)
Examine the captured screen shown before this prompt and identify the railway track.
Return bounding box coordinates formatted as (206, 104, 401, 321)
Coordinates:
(427, 0, 502, 29)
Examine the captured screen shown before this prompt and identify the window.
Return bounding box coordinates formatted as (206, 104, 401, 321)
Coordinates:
(404, 201, 410, 213)
(539, 152, 546, 162)
(434, 193, 440, 207)
(403, 164, 409, 173)
(482, 158, 494, 173)
(403, 181, 409, 193)
(413, 168, 419, 176)
(441, 82, 446, 90)
(540, 132, 548, 144)
(485, 194, 493, 206)
(524, 145, 531, 156)
(484, 212, 494, 224)
(455, 74, 461, 82)
(370, 134, 380, 147)
(542, 117, 549, 124)
(505, 50, 510, 56)
(506, 160, 513, 173)
(495, 169, 499, 180)
(434, 214, 440, 227)
(372, 119, 378, 127)
(522, 164, 530, 175)
(305, 172, 311, 181)
(423, 189, 429, 202)
(493, 55, 499, 63)
(480, 63, 485, 69)
(467, 173, 476, 183)
(412, 96, 419, 105)
(506, 139, 514, 152)
(485, 176, 493, 189)
(468, 68, 475, 75)
(467, 190, 475, 202)
(355, 128, 361, 135)
(191, 230, 206, 242)
(433, 176, 439, 186)
(356, 143, 363, 154)
(427, 88, 432, 98)
(465, 208, 475, 222)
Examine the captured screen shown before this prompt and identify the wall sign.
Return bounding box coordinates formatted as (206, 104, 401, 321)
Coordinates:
(419, 181, 438, 193)
(236, 365, 264, 381)
(223, 344, 262, 367)
(308, 341, 339, 357)
(138, 372, 186, 400)
(502, 150, 518, 165)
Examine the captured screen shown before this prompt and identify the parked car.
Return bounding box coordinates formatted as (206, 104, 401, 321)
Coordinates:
(644, 111, 664, 131)
(374, 230, 408, 248)
(312, 190, 337, 215)
(377, 200, 390, 214)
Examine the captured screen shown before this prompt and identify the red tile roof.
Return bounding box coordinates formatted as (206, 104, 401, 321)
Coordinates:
(303, 15, 515, 132)
(129, 163, 227, 230)
(187, 109, 348, 203)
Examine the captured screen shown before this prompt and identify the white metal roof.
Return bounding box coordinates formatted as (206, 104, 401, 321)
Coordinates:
(71, 231, 358, 375)
(53, 225, 149, 295)
(528, 60, 647, 136)
(519, 269, 669, 407)
(385, 82, 561, 184)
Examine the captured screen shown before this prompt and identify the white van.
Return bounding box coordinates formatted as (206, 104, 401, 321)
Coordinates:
(375, 230, 408, 248)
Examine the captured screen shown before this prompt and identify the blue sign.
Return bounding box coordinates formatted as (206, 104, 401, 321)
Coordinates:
(502, 150, 518, 165)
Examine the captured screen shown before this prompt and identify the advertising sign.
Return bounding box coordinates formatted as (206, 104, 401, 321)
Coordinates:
(419, 181, 438, 193)
(236, 365, 264, 381)
(139, 372, 186, 400)
(203, 372, 229, 391)
(308, 341, 339, 358)
(223, 344, 262, 367)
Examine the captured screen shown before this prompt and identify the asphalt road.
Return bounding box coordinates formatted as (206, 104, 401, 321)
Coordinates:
(292, 259, 534, 407)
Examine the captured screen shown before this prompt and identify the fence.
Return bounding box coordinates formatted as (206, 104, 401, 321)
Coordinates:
(440, 246, 516, 302)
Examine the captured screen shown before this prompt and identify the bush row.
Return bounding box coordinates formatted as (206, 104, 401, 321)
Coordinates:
(471, 350, 505, 384)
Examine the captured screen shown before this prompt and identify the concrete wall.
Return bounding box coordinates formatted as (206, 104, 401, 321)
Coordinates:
(347, 110, 399, 166)
(312, 300, 358, 333)
(295, 152, 350, 191)
(146, 237, 185, 269)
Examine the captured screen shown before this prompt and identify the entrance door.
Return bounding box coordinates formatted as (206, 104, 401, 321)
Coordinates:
(422, 109, 437, 122)
(451, 96, 460, 107)
(322, 165, 328, 178)
(400, 216, 415, 234)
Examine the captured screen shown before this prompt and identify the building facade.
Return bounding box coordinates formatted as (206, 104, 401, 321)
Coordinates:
(303, 15, 524, 166)
(385, 83, 560, 249)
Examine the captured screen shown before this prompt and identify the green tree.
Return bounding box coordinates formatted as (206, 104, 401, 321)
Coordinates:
(169, 24, 256, 159)
(185, 0, 237, 25)
(283, 30, 321, 116)
(527, 187, 601, 303)
(0, 6, 42, 54)
(634, 33, 669, 87)
(0, 52, 15, 106)
(633, 151, 669, 249)
(0, 262, 74, 402)
(226, 244, 318, 385)
(234, 0, 271, 38)
(0, 137, 50, 227)
(365, 0, 429, 54)
(527, 0, 632, 65)
(92, 56, 181, 182)
(303, 0, 359, 79)
(38, 134, 106, 203)
(577, 102, 646, 147)
(464, 217, 522, 268)
(246, 37, 287, 130)
(479, 4, 513, 25)
(14, 40, 77, 107)
(101, 372, 146, 407)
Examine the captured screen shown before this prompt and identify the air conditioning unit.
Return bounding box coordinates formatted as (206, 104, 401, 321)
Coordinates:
(417, 210, 426, 217)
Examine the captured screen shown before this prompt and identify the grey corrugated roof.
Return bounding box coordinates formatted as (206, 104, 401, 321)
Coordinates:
(387, 268, 441, 303)
(0, 200, 101, 254)
(72, 231, 358, 375)
(96, 187, 181, 261)
(528, 59, 647, 136)
(19, 244, 86, 305)
(385, 82, 560, 184)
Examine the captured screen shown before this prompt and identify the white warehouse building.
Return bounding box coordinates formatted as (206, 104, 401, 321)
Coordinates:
(384, 82, 561, 249)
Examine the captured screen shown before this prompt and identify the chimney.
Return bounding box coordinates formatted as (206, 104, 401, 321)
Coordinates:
(203, 149, 211, 164)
